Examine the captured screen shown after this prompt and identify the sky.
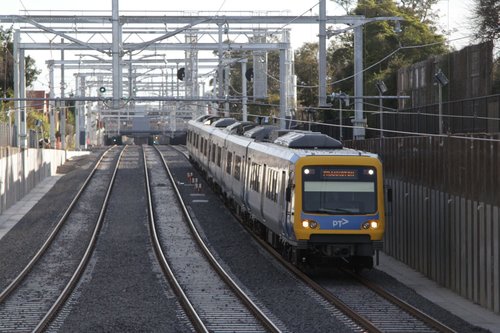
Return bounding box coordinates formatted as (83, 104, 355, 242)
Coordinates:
(1, 0, 474, 91)
(2, 0, 474, 45)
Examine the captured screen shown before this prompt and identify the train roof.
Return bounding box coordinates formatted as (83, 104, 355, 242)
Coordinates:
(243, 125, 279, 140)
(194, 115, 220, 125)
(224, 121, 258, 135)
(211, 118, 237, 128)
(187, 118, 378, 159)
(274, 131, 343, 149)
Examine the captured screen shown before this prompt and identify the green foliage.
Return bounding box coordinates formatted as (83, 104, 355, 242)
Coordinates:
(294, 43, 320, 108)
(397, 0, 440, 25)
(0, 25, 41, 98)
(471, 0, 500, 41)
(27, 110, 48, 133)
(316, 0, 448, 116)
(226, 47, 282, 121)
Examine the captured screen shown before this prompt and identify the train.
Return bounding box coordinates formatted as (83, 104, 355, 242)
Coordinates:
(186, 115, 386, 270)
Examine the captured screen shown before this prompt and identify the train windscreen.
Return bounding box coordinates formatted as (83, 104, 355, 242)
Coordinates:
(302, 166, 377, 214)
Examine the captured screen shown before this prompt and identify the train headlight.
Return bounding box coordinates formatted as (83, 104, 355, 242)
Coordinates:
(302, 219, 318, 229)
(361, 220, 379, 230)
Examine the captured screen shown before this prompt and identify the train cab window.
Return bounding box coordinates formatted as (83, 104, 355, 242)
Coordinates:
(234, 155, 241, 180)
(302, 166, 377, 214)
(226, 152, 233, 174)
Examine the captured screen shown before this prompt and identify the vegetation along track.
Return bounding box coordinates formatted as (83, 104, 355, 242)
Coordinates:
(144, 145, 282, 332)
(0, 146, 124, 332)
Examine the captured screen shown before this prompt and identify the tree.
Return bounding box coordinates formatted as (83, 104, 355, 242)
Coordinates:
(468, 1, 499, 94)
(0, 26, 41, 98)
(471, 0, 500, 41)
(319, 0, 447, 118)
(224, 37, 284, 121)
(398, 0, 440, 25)
(294, 43, 320, 108)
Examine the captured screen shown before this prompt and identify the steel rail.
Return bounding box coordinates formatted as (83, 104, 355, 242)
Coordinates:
(33, 146, 127, 332)
(154, 145, 282, 333)
(229, 212, 383, 333)
(142, 147, 208, 333)
(343, 269, 458, 333)
(0, 146, 115, 304)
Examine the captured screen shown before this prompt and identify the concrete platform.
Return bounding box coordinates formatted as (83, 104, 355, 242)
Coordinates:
(1, 174, 499, 332)
(0, 175, 63, 241)
(377, 252, 500, 333)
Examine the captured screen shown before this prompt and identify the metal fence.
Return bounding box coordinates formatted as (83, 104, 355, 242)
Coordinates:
(1, 123, 49, 148)
(374, 94, 500, 137)
(0, 123, 13, 146)
(346, 136, 500, 314)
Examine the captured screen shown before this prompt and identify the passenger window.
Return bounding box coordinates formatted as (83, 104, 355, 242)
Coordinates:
(226, 152, 233, 174)
(234, 155, 241, 180)
(217, 146, 222, 167)
(250, 163, 260, 192)
(211, 143, 216, 162)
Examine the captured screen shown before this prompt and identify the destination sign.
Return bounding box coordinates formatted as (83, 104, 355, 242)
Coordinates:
(321, 169, 358, 179)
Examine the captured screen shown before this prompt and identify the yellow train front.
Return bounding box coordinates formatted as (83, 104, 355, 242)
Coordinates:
(289, 153, 385, 270)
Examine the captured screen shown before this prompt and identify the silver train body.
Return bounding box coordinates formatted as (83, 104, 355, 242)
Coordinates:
(187, 116, 385, 268)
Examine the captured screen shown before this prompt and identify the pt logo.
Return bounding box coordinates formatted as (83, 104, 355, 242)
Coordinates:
(332, 218, 349, 228)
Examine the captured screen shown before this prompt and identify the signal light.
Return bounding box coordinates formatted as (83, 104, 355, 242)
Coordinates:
(245, 68, 254, 81)
(99, 87, 106, 93)
(177, 67, 185, 81)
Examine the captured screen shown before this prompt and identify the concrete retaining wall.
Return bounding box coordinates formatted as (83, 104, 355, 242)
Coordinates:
(0, 147, 67, 215)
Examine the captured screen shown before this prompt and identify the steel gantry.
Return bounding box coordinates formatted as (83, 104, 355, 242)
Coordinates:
(0, 0, 393, 147)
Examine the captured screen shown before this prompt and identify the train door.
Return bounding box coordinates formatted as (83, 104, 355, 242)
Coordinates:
(285, 170, 295, 238)
(279, 170, 288, 234)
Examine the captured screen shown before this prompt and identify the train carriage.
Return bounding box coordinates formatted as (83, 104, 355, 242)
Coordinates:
(222, 133, 254, 208)
(187, 118, 385, 270)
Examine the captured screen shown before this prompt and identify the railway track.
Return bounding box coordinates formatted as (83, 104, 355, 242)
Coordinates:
(0, 146, 124, 332)
(236, 206, 458, 333)
(0, 143, 464, 332)
(320, 268, 458, 333)
(144, 145, 282, 332)
(170, 144, 458, 333)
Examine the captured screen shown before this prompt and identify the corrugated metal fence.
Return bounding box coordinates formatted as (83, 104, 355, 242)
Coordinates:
(1, 122, 47, 148)
(0, 123, 13, 146)
(346, 136, 500, 314)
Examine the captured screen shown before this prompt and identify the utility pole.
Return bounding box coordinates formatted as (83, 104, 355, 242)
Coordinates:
(112, 0, 123, 135)
(318, 0, 327, 107)
(60, 38, 66, 150)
